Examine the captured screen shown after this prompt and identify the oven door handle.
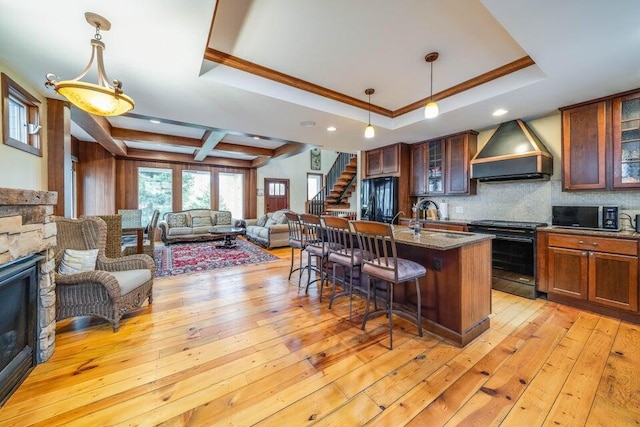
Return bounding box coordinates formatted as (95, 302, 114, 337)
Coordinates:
(495, 235, 534, 243)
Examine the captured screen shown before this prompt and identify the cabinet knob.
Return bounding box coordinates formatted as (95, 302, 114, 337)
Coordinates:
(578, 240, 585, 244)
(591, 242, 598, 246)
(582, 251, 588, 256)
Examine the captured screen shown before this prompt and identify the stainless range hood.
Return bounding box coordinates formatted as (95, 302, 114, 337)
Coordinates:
(470, 119, 553, 182)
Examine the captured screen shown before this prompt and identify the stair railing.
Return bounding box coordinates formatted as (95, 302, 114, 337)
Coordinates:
(307, 152, 356, 215)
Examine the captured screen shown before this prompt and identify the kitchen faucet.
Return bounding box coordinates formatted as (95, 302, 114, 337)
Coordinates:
(414, 198, 440, 220)
(390, 211, 405, 225)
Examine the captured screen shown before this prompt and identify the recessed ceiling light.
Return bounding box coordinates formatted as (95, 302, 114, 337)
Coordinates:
(326, 126, 337, 132)
(253, 136, 260, 140)
(150, 119, 161, 124)
(300, 120, 316, 128)
(492, 109, 508, 116)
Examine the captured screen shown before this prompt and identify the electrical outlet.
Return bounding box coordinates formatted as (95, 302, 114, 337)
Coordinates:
(455, 206, 463, 214)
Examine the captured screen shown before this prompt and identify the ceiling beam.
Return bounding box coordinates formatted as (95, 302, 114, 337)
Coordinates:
(123, 148, 252, 168)
(194, 130, 226, 161)
(204, 48, 394, 117)
(215, 142, 274, 157)
(111, 127, 203, 148)
(205, 47, 535, 118)
(70, 108, 127, 156)
(251, 143, 309, 168)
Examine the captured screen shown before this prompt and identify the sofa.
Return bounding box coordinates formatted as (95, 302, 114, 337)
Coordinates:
(244, 209, 291, 249)
(158, 209, 243, 244)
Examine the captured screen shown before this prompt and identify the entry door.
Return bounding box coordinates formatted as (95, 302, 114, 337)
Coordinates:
(264, 178, 289, 212)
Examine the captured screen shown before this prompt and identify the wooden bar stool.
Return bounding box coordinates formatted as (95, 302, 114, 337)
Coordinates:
(352, 220, 426, 349)
(299, 214, 331, 301)
(284, 211, 306, 284)
(322, 215, 366, 320)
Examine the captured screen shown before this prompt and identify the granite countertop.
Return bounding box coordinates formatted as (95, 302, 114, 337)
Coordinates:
(399, 217, 470, 226)
(392, 226, 494, 250)
(538, 226, 640, 239)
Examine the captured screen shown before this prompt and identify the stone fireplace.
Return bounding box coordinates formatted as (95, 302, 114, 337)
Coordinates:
(0, 188, 57, 404)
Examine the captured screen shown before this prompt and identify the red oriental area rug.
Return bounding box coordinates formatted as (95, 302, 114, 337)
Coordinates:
(154, 239, 279, 277)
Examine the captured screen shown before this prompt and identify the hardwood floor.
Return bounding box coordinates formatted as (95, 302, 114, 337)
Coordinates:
(1, 244, 639, 426)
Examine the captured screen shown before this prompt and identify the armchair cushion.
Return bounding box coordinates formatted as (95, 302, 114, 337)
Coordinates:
(109, 269, 153, 295)
(58, 249, 99, 275)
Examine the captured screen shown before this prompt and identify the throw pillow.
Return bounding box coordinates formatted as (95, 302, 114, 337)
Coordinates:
(264, 218, 277, 227)
(216, 211, 232, 226)
(256, 215, 268, 227)
(167, 213, 188, 227)
(58, 249, 99, 275)
(191, 216, 213, 227)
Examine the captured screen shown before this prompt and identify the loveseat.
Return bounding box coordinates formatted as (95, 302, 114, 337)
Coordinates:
(158, 209, 243, 244)
(244, 209, 291, 249)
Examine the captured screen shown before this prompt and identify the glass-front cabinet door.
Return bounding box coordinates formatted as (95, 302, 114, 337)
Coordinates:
(427, 139, 445, 194)
(613, 92, 640, 188)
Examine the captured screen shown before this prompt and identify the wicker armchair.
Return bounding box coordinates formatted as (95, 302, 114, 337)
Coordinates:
(95, 214, 123, 259)
(53, 216, 154, 332)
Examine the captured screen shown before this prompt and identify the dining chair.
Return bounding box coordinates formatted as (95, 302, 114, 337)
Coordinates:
(284, 211, 306, 283)
(299, 213, 331, 301)
(352, 220, 426, 349)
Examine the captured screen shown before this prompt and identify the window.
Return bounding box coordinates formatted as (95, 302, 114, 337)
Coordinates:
(307, 173, 323, 200)
(1, 73, 41, 156)
(269, 181, 286, 196)
(218, 172, 244, 218)
(138, 167, 173, 224)
(182, 170, 211, 210)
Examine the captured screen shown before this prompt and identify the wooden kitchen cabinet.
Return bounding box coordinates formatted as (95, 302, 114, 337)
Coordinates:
(409, 131, 476, 196)
(560, 88, 640, 191)
(543, 231, 639, 314)
(445, 131, 477, 195)
(365, 143, 401, 177)
(612, 91, 640, 188)
(410, 139, 445, 195)
(410, 142, 427, 195)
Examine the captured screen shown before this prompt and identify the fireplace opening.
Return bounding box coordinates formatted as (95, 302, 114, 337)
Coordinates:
(0, 254, 42, 407)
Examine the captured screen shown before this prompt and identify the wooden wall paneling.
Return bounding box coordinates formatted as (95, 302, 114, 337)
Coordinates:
(77, 141, 116, 216)
(46, 98, 71, 216)
(397, 143, 412, 218)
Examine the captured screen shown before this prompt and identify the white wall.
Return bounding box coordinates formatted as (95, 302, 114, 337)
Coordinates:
(0, 61, 48, 190)
(256, 149, 338, 216)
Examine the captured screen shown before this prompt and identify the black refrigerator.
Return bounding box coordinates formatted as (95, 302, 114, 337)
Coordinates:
(360, 176, 399, 223)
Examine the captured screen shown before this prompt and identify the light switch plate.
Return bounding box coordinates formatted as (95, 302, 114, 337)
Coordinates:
(455, 206, 463, 213)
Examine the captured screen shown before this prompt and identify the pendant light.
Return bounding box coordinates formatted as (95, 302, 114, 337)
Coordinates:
(424, 52, 439, 119)
(45, 12, 134, 117)
(364, 88, 375, 138)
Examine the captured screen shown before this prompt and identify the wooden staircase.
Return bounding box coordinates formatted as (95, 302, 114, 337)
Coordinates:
(325, 156, 357, 209)
(307, 152, 358, 216)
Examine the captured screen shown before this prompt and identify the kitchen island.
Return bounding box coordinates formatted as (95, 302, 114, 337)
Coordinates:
(387, 227, 494, 346)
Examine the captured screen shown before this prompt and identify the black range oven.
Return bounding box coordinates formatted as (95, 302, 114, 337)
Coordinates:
(468, 220, 547, 299)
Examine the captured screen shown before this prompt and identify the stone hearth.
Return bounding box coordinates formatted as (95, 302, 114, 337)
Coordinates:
(0, 188, 57, 362)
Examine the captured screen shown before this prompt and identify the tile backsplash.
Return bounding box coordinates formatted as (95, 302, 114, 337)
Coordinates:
(434, 179, 640, 231)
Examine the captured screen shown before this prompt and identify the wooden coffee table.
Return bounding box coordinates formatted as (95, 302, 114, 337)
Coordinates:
(209, 227, 245, 249)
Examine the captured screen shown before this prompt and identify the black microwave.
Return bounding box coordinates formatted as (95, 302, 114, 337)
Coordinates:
(552, 205, 620, 231)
